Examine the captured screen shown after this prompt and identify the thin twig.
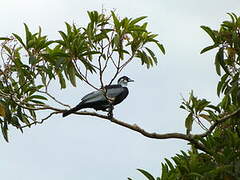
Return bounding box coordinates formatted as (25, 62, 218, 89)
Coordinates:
(108, 55, 121, 85)
(119, 53, 135, 73)
(109, 56, 118, 68)
(194, 107, 240, 138)
(97, 43, 104, 88)
(38, 90, 71, 108)
(73, 60, 99, 90)
(103, 31, 115, 70)
(21, 111, 60, 128)
(195, 115, 208, 131)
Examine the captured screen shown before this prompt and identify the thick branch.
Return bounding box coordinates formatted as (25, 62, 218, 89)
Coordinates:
(22, 105, 208, 153)
(76, 112, 208, 153)
(10, 91, 240, 155)
(16, 101, 208, 153)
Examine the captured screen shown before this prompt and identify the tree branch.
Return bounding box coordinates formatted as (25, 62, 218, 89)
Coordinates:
(8, 89, 240, 155)
(19, 104, 209, 154)
(38, 90, 71, 108)
(80, 113, 208, 153)
(21, 111, 60, 128)
(72, 60, 99, 90)
(119, 53, 135, 73)
(194, 107, 240, 138)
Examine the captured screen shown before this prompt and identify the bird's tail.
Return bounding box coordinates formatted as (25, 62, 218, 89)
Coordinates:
(62, 103, 85, 117)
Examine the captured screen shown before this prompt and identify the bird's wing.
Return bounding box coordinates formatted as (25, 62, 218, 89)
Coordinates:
(81, 90, 104, 102)
(81, 85, 124, 103)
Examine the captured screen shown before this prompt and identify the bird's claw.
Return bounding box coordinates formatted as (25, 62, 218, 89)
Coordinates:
(108, 111, 113, 119)
(107, 104, 114, 120)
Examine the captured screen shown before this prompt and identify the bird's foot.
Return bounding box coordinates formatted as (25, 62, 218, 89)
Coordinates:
(107, 111, 113, 119)
(106, 103, 114, 120)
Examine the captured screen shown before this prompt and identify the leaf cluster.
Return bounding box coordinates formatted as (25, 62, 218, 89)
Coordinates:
(201, 13, 240, 109)
(131, 13, 240, 180)
(131, 128, 240, 180)
(180, 91, 219, 134)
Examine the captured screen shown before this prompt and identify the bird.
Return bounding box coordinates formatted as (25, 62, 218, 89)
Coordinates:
(62, 76, 134, 117)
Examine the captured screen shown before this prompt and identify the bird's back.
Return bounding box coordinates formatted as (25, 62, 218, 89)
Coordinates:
(80, 85, 128, 105)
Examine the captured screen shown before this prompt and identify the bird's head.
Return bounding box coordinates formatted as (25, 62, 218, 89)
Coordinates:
(117, 76, 134, 87)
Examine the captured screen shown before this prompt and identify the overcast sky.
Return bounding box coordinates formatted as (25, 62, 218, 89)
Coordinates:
(1, 1, 240, 180)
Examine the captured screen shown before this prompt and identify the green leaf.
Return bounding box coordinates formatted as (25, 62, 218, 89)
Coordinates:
(29, 100, 45, 104)
(142, 50, 152, 68)
(29, 55, 38, 65)
(65, 22, 72, 36)
(111, 11, 120, 31)
(29, 109, 36, 119)
(189, 172, 203, 178)
(11, 116, 23, 133)
(200, 44, 219, 54)
(227, 13, 237, 23)
(12, 33, 26, 48)
(130, 16, 147, 25)
(17, 106, 24, 122)
(145, 47, 157, 65)
(58, 31, 68, 42)
(0, 37, 11, 41)
(137, 169, 155, 180)
(2, 44, 12, 55)
(1, 123, 8, 142)
(164, 158, 174, 171)
(221, 95, 230, 110)
(200, 26, 217, 43)
(67, 62, 77, 87)
(185, 113, 193, 134)
(58, 72, 66, 89)
(156, 42, 165, 54)
(142, 22, 148, 29)
(21, 115, 30, 126)
(161, 163, 169, 179)
(217, 74, 228, 96)
(30, 95, 47, 100)
(24, 23, 32, 47)
(24, 95, 47, 102)
(207, 105, 220, 113)
(113, 34, 120, 48)
(196, 99, 210, 112)
(180, 105, 186, 110)
(215, 53, 221, 76)
(137, 50, 151, 68)
(216, 48, 230, 75)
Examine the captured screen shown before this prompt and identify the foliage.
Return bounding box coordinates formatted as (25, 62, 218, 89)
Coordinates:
(129, 13, 240, 180)
(0, 10, 164, 142)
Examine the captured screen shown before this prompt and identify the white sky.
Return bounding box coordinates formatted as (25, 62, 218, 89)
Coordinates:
(1, 0, 240, 179)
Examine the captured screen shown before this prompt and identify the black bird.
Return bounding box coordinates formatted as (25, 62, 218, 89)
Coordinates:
(62, 76, 134, 117)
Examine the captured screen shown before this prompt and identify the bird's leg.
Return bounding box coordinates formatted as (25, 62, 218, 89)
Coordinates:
(106, 96, 115, 119)
(107, 103, 114, 119)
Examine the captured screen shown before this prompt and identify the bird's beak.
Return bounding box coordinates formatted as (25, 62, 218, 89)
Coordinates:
(128, 78, 134, 82)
